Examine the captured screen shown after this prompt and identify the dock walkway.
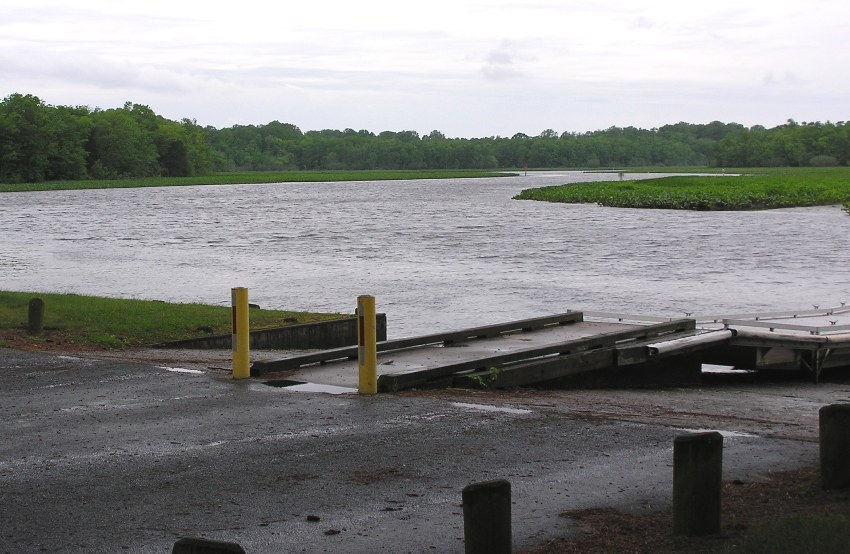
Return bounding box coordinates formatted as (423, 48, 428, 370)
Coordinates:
(248, 305, 850, 391)
(252, 312, 700, 390)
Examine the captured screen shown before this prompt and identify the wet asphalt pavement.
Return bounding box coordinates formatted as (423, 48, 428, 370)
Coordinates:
(1, 348, 823, 553)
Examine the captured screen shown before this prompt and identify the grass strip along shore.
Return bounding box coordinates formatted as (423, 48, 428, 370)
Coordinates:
(515, 167, 850, 213)
(0, 169, 511, 193)
(0, 291, 344, 349)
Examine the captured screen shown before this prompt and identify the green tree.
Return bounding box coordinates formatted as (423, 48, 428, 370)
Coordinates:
(180, 118, 213, 175)
(155, 119, 191, 177)
(45, 105, 91, 180)
(0, 93, 51, 182)
(87, 107, 159, 178)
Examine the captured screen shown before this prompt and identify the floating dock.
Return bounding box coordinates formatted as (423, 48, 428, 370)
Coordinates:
(697, 305, 850, 379)
(249, 305, 850, 391)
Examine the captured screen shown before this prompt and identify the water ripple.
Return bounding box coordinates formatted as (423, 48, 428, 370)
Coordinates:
(0, 172, 847, 336)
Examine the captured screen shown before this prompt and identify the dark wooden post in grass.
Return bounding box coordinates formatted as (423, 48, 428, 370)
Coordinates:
(673, 431, 723, 535)
(27, 298, 44, 336)
(820, 404, 850, 489)
(462, 479, 512, 554)
(172, 537, 246, 554)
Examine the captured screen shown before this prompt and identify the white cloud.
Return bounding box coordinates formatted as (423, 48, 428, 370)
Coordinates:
(2, 0, 849, 136)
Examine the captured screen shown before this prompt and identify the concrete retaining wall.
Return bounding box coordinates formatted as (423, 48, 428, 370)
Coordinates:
(159, 315, 387, 350)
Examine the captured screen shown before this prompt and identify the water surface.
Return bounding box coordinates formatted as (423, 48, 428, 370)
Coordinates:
(1, 172, 847, 337)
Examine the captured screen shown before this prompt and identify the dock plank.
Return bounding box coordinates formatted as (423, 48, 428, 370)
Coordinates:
(377, 319, 695, 391)
(251, 311, 583, 375)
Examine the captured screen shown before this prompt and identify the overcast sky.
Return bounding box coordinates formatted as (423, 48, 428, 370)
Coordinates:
(3, 0, 848, 137)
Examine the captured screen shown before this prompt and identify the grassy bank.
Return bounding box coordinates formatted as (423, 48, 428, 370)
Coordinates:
(0, 169, 513, 193)
(515, 167, 850, 211)
(0, 291, 345, 348)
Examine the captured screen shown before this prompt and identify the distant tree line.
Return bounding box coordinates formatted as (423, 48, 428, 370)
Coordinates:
(1, 92, 848, 183)
(0, 93, 212, 183)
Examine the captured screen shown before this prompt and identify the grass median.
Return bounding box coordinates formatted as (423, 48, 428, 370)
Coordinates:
(0, 290, 345, 349)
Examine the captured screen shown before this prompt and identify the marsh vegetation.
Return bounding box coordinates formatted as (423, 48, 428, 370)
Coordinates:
(515, 167, 850, 213)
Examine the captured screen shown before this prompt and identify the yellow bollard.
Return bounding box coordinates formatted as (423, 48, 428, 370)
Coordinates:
(231, 287, 250, 380)
(357, 295, 378, 394)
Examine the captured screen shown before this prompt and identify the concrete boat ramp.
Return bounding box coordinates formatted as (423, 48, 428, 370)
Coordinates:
(250, 305, 850, 391)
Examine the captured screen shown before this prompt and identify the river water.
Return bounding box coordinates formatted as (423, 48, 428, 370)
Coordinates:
(1, 172, 847, 337)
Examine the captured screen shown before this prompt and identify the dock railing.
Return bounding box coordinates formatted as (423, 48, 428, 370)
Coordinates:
(586, 305, 850, 336)
(699, 305, 850, 336)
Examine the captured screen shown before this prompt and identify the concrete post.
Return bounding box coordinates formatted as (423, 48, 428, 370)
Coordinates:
(357, 295, 377, 394)
(27, 297, 44, 336)
(673, 431, 723, 535)
(462, 479, 511, 554)
(231, 287, 250, 379)
(172, 537, 246, 553)
(820, 404, 850, 489)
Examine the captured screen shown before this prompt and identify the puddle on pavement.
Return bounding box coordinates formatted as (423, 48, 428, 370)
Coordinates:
(451, 402, 532, 415)
(158, 366, 205, 375)
(264, 379, 305, 387)
(676, 427, 759, 438)
(264, 379, 357, 394)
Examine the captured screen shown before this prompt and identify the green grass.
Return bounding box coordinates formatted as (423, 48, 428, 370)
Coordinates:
(0, 169, 514, 193)
(0, 291, 345, 348)
(515, 167, 850, 211)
